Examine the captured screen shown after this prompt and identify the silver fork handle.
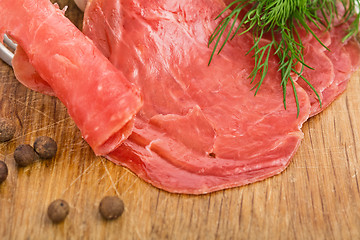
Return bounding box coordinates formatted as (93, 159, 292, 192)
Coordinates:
(0, 34, 16, 67)
(4, 34, 17, 51)
(0, 43, 14, 66)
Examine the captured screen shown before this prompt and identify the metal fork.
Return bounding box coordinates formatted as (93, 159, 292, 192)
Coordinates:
(0, 35, 17, 66)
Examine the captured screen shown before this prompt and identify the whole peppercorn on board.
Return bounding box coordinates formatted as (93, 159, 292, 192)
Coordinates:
(0, 0, 360, 239)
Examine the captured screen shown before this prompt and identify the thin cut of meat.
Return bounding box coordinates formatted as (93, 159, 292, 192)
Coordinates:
(7, 0, 311, 193)
(220, 0, 360, 116)
(82, 0, 311, 193)
(297, 27, 335, 116)
(299, 23, 360, 116)
(319, 27, 360, 115)
(284, 3, 360, 116)
(0, 0, 143, 155)
(6, 0, 360, 194)
(12, 46, 55, 96)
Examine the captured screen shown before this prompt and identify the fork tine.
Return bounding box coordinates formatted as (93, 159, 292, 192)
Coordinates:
(0, 43, 14, 66)
(4, 34, 17, 51)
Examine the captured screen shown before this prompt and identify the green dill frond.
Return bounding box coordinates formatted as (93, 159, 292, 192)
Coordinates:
(209, 0, 360, 116)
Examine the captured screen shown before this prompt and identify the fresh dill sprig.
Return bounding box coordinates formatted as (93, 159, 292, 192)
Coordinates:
(209, 0, 360, 116)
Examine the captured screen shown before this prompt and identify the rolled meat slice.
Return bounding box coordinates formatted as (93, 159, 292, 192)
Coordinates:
(0, 0, 143, 155)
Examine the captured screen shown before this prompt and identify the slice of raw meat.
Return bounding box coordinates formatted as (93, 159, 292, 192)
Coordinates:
(83, 0, 311, 193)
(219, 0, 360, 116)
(7, 0, 359, 194)
(289, 6, 360, 116)
(0, 0, 143, 155)
(12, 46, 55, 96)
(293, 26, 334, 116)
(298, 44, 334, 115)
(304, 23, 360, 116)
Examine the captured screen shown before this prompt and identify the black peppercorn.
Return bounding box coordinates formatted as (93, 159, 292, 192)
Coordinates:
(47, 199, 70, 223)
(33, 136, 57, 159)
(0, 118, 16, 142)
(14, 144, 38, 167)
(0, 161, 8, 184)
(99, 196, 124, 220)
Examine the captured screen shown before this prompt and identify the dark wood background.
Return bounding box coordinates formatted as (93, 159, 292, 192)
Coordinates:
(0, 1, 359, 239)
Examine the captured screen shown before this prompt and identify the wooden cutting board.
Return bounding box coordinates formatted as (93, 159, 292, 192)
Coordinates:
(1, 1, 360, 239)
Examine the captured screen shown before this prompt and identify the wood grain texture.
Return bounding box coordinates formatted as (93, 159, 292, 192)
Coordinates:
(0, 1, 360, 239)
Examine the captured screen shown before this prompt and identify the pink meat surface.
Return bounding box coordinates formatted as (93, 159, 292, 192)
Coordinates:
(0, 0, 143, 155)
(82, 0, 310, 193)
(297, 28, 334, 116)
(12, 46, 55, 96)
(300, 23, 360, 117)
(319, 27, 360, 115)
(6, 0, 360, 194)
(220, 0, 360, 116)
